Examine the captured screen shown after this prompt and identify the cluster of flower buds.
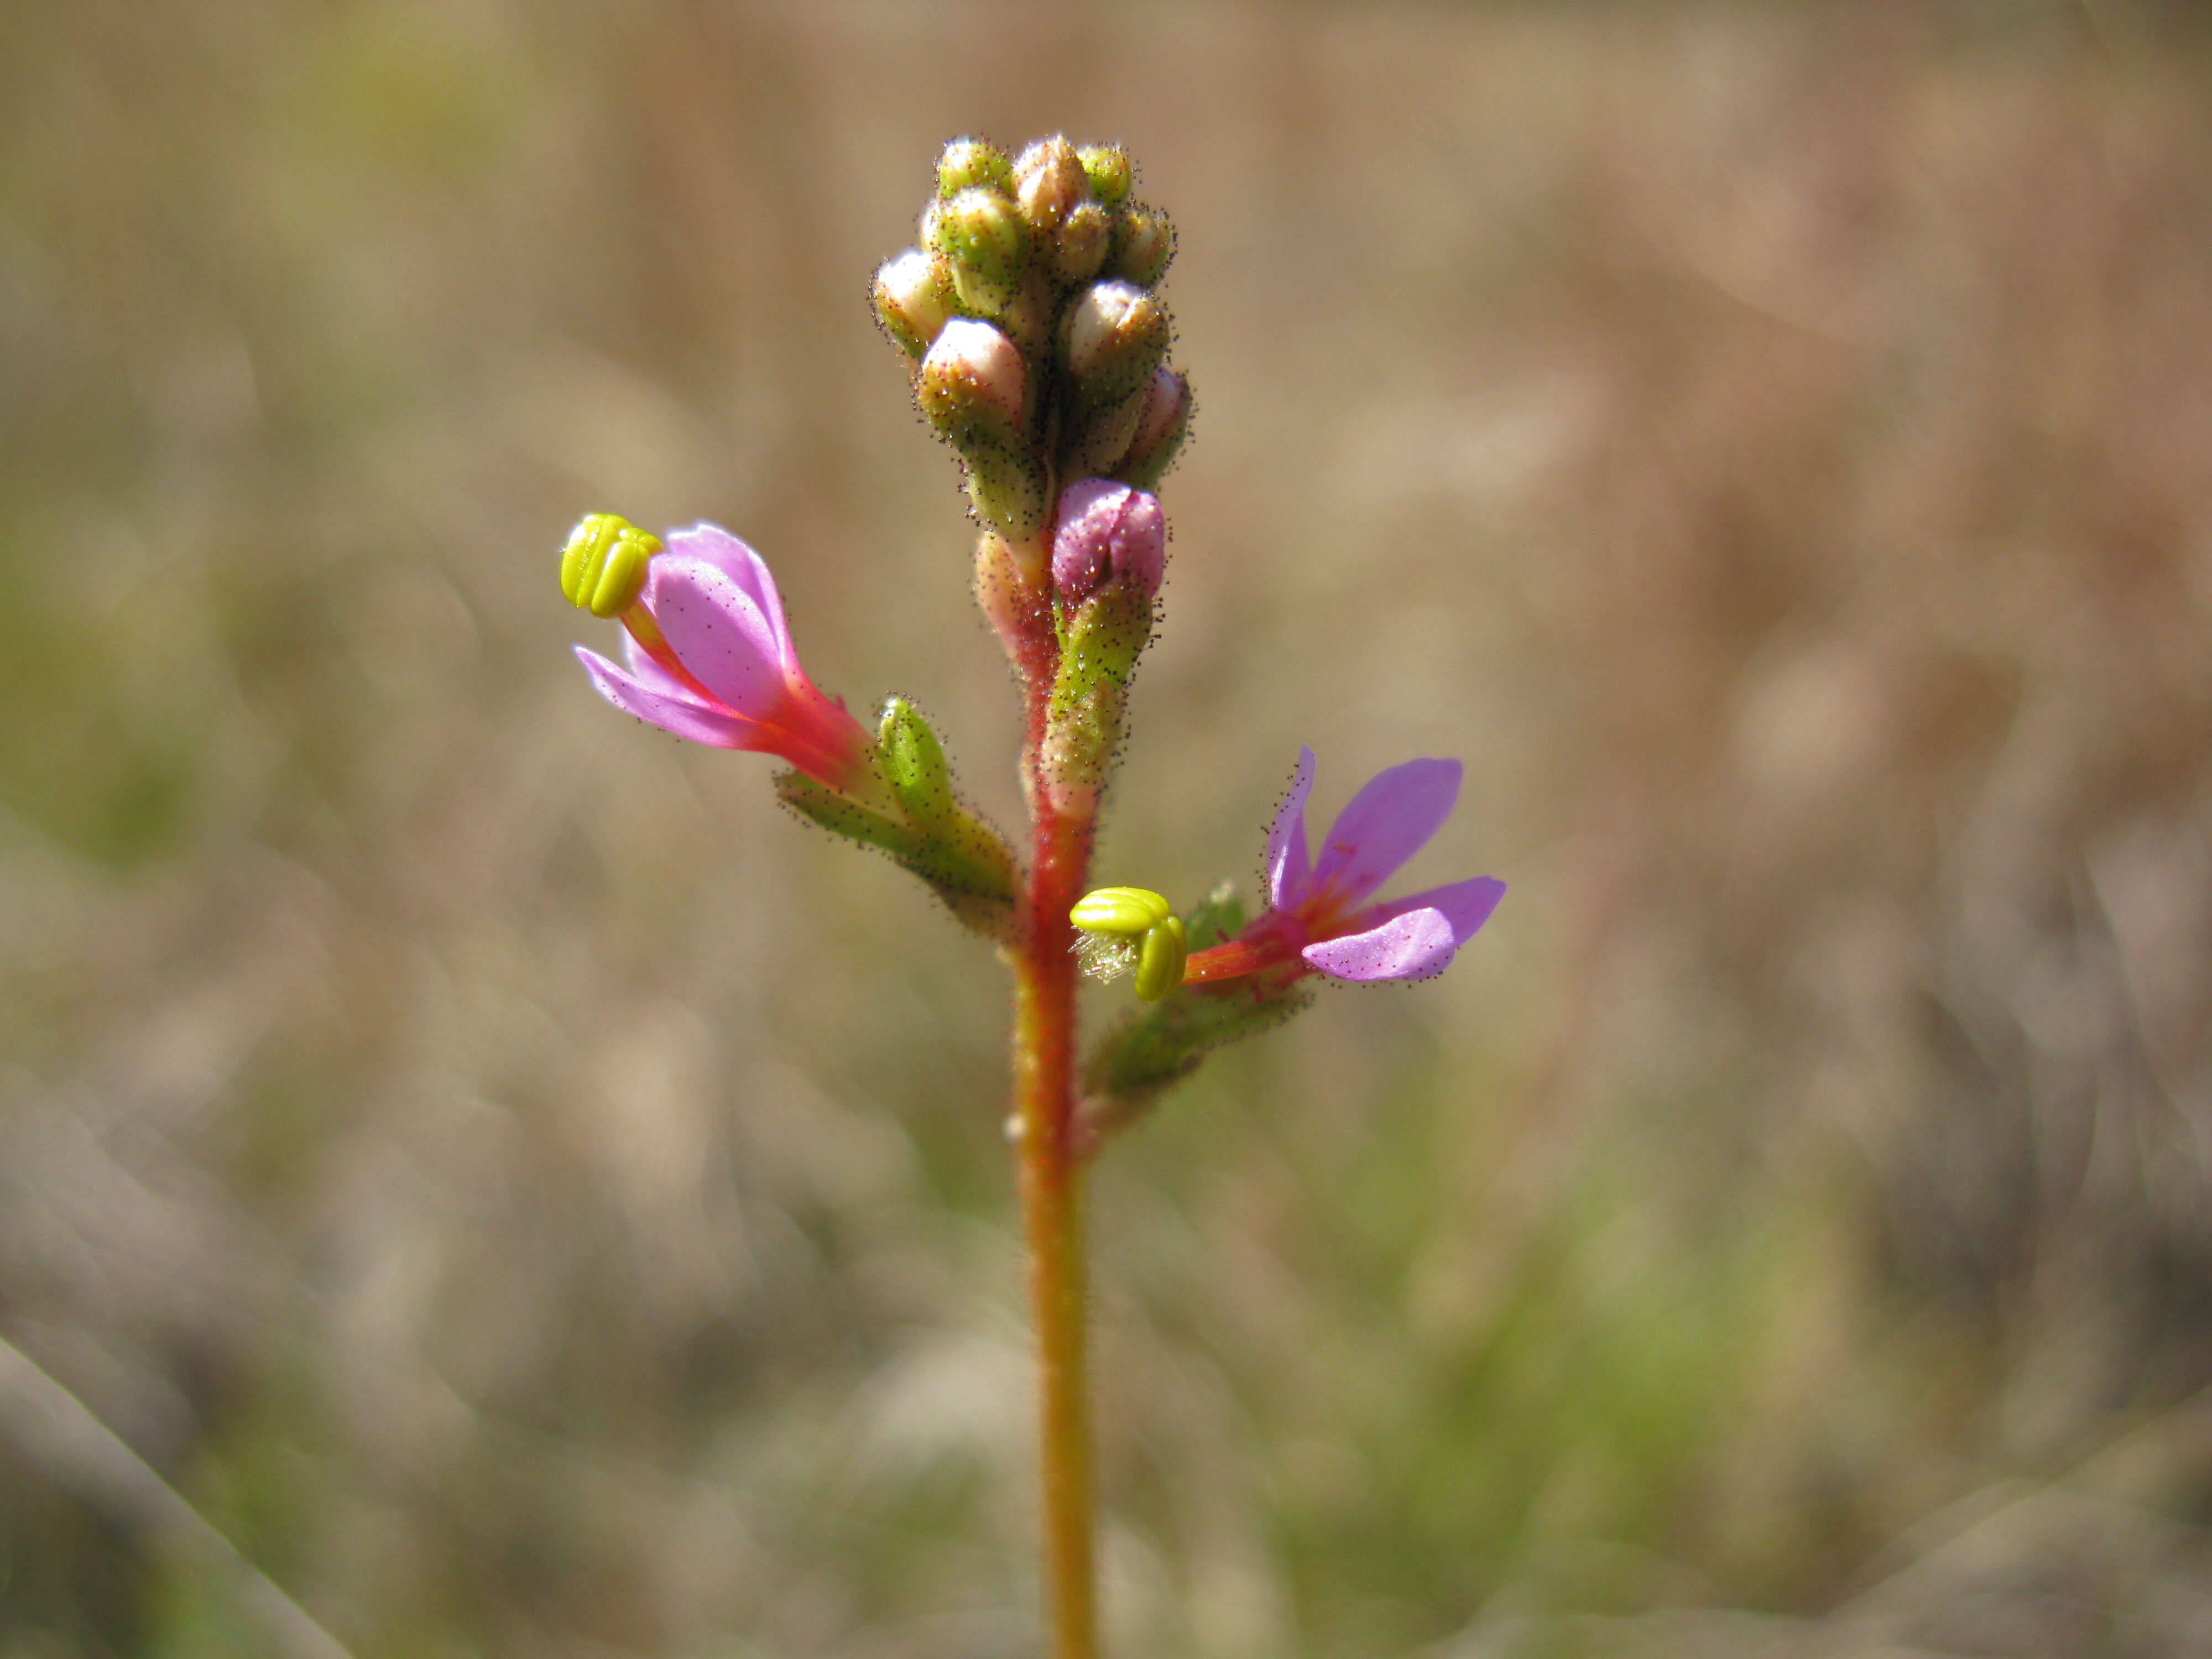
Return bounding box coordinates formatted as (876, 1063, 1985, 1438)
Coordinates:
(873, 134, 1192, 550)
(873, 135, 1194, 818)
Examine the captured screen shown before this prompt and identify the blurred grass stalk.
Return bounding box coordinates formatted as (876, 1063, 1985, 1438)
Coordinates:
(0, 1336, 353, 1659)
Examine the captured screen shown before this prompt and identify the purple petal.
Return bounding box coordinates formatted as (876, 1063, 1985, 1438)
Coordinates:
(1364, 876, 1506, 945)
(576, 647, 750, 749)
(1302, 907, 1459, 982)
(1311, 757, 1463, 909)
(645, 554, 787, 719)
(662, 523, 792, 666)
(1266, 746, 1317, 909)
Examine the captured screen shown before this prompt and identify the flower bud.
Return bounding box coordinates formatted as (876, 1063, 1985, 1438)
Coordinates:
(963, 438, 1048, 540)
(1112, 366, 1191, 491)
(1109, 204, 1175, 288)
(927, 186, 1030, 317)
(872, 248, 952, 357)
(560, 513, 662, 619)
(1069, 382, 1147, 474)
(1052, 201, 1112, 285)
(918, 319, 1026, 439)
(1013, 135, 1087, 237)
(974, 530, 1048, 653)
(878, 696, 962, 835)
(1078, 144, 1132, 207)
(936, 135, 1013, 197)
(1051, 478, 1166, 604)
(1062, 280, 1170, 410)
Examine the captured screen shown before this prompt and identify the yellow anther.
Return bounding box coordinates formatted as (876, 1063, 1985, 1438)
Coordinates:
(1132, 914, 1187, 1003)
(560, 513, 663, 619)
(1070, 886, 1172, 937)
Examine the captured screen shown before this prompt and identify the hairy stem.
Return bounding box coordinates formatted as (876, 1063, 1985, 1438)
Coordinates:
(1007, 542, 1100, 1659)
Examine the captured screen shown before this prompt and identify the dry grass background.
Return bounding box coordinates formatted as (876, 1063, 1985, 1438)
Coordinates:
(5, 2, 2212, 1655)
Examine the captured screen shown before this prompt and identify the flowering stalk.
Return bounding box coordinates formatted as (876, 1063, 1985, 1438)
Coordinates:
(557, 132, 1499, 1659)
(974, 479, 1108, 1659)
(1011, 760, 1098, 1659)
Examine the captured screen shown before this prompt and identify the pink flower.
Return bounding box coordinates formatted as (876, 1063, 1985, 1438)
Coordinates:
(573, 523, 873, 791)
(1187, 747, 1504, 985)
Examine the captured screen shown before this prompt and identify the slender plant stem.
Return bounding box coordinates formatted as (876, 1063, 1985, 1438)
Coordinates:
(1009, 554, 1101, 1659)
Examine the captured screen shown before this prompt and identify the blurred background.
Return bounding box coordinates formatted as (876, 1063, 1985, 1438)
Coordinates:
(6, 2, 2212, 1654)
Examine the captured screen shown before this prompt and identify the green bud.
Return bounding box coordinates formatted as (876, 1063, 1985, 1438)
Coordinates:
(961, 437, 1048, 540)
(878, 697, 961, 836)
(1133, 915, 1188, 1003)
(946, 262, 1010, 320)
(872, 248, 952, 357)
(1062, 280, 1170, 411)
(1112, 367, 1192, 491)
(1071, 886, 1173, 937)
(560, 513, 662, 619)
(1013, 135, 1087, 236)
(1052, 201, 1112, 285)
(1069, 382, 1147, 474)
(1078, 144, 1132, 207)
(1109, 203, 1175, 288)
(937, 135, 1014, 197)
(928, 186, 1030, 316)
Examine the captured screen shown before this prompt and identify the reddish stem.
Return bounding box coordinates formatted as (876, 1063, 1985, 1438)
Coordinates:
(1003, 547, 1100, 1659)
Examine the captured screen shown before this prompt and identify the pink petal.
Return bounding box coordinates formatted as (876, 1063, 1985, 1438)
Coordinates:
(1266, 745, 1317, 910)
(1363, 876, 1506, 946)
(1302, 907, 1459, 982)
(645, 554, 787, 719)
(621, 631, 692, 698)
(576, 647, 750, 749)
(1311, 757, 1462, 909)
(662, 523, 792, 667)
